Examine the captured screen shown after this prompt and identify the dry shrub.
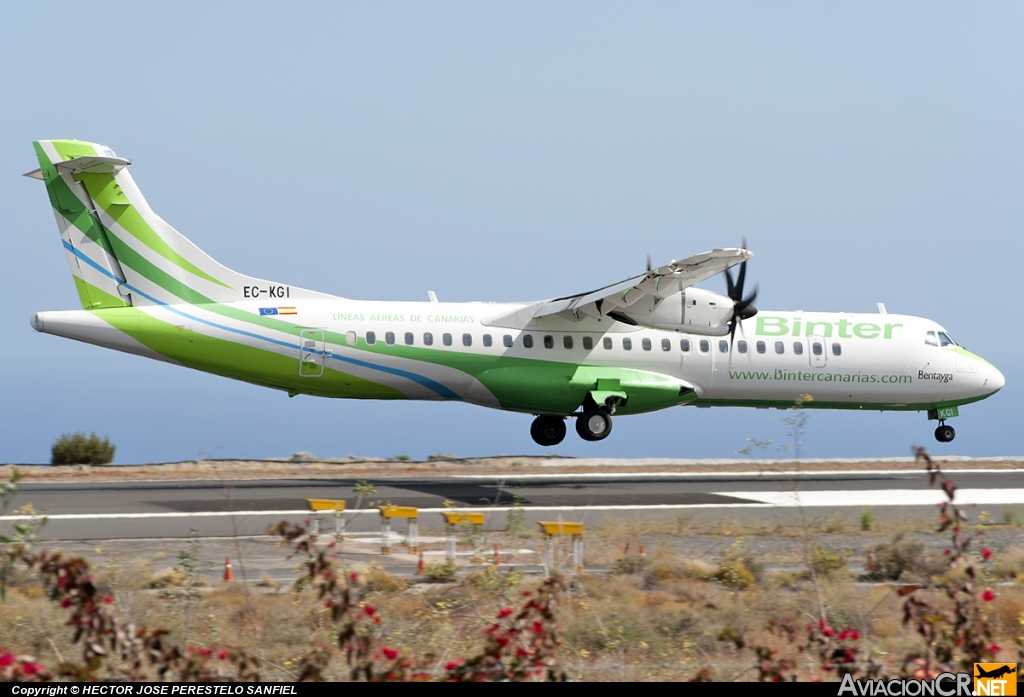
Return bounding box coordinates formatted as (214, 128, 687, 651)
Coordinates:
(810, 545, 847, 576)
(148, 567, 190, 588)
(611, 555, 647, 576)
(769, 572, 796, 589)
(364, 565, 409, 593)
(712, 561, 755, 589)
(990, 546, 1024, 580)
(867, 533, 946, 581)
(423, 562, 457, 583)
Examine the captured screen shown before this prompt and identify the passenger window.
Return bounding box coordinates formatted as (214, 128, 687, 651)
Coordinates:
(346, 331, 357, 345)
(737, 340, 747, 353)
(583, 336, 594, 350)
(462, 333, 472, 347)
(423, 332, 433, 346)
(832, 342, 842, 356)
(405, 332, 414, 345)
(523, 334, 534, 348)
(661, 338, 671, 351)
(812, 342, 823, 356)
(623, 337, 632, 350)
(699, 339, 710, 353)
(443, 333, 453, 346)
(718, 340, 728, 353)
(503, 334, 513, 348)
(385, 331, 395, 346)
(680, 339, 691, 352)
(483, 334, 492, 347)
(543, 335, 554, 349)
(756, 341, 766, 354)
(564, 335, 573, 349)
(366, 331, 376, 345)
(775, 341, 784, 354)
(938, 332, 957, 347)
(793, 341, 803, 355)
(925, 331, 939, 347)
(603, 337, 613, 350)
(642, 338, 652, 351)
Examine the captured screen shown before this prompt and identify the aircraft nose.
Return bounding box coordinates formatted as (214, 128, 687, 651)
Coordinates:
(987, 364, 1005, 393)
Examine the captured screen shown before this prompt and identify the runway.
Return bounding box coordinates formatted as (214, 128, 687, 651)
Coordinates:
(4, 468, 1023, 541)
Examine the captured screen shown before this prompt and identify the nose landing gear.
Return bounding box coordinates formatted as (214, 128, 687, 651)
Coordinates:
(934, 422, 956, 443)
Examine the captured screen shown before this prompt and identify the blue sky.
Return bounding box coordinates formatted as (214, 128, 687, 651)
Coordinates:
(1, 2, 1021, 463)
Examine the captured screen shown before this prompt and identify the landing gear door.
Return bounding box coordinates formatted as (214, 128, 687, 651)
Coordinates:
(299, 329, 325, 377)
(808, 335, 827, 369)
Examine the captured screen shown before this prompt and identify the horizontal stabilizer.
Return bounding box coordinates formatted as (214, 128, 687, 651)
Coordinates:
(55, 156, 131, 175)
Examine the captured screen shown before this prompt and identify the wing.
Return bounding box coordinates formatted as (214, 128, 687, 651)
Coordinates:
(533, 247, 753, 321)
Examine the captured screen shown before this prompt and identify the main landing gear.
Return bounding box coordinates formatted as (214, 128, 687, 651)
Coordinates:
(530, 415, 566, 446)
(530, 407, 614, 446)
(934, 422, 956, 443)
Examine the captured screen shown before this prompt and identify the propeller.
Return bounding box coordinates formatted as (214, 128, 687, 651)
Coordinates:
(724, 239, 758, 348)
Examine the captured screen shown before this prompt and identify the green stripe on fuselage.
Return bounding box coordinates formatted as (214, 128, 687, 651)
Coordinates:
(92, 308, 404, 400)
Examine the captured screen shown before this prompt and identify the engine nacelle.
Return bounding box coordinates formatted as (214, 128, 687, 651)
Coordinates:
(618, 287, 735, 335)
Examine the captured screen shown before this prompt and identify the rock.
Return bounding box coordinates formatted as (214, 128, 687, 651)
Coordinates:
(427, 453, 461, 462)
(289, 451, 319, 462)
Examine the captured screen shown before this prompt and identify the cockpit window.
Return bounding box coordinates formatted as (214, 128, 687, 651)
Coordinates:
(925, 331, 939, 347)
(938, 332, 957, 347)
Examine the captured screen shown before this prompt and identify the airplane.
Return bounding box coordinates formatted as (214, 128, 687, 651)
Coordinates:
(975, 665, 1017, 680)
(25, 139, 1004, 447)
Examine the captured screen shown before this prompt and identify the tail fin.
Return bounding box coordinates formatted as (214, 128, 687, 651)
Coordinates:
(28, 139, 328, 308)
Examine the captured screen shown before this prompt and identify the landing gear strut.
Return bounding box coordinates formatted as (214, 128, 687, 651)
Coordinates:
(934, 421, 956, 443)
(576, 408, 613, 442)
(530, 415, 566, 446)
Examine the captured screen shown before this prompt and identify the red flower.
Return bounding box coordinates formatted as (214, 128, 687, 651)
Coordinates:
(0, 653, 14, 668)
(59, 597, 72, 608)
(495, 635, 510, 648)
(989, 644, 1001, 655)
(363, 605, 376, 617)
(199, 648, 212, 658)
(818, 619, 826, 629)
(982, 589, 996, 602)
(382, 647, 398, 660)
(822, 626, 835, 638)
(514, 647, 531, 658)
(349, 572, 358, 582)
(849, 629, 861, 641)
(21, 662, 42, 676)
(522, 590, 532, 597)
(218, 650, 228, 661)
(497, 606, 513, 618)
(531, 621, 543, 635)
(943, 549, 951, 556)
(981, 547, 992, 561)
(838, 630, 849, 641)
(373, 617, 381, 625)
(444, 660, 462, 671)
(102, 595, 113, 604)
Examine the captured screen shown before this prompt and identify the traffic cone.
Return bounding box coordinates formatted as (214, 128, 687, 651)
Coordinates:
(416, 550, 425, 575)
(493, 542, 501, 567)
(223, 557, 234, 582)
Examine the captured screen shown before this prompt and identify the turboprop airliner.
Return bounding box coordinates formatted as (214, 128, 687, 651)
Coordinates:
(25, 140, 1004, 446)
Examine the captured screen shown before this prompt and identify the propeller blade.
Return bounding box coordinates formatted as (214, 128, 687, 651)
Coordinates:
(646, 255, 652, 273)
